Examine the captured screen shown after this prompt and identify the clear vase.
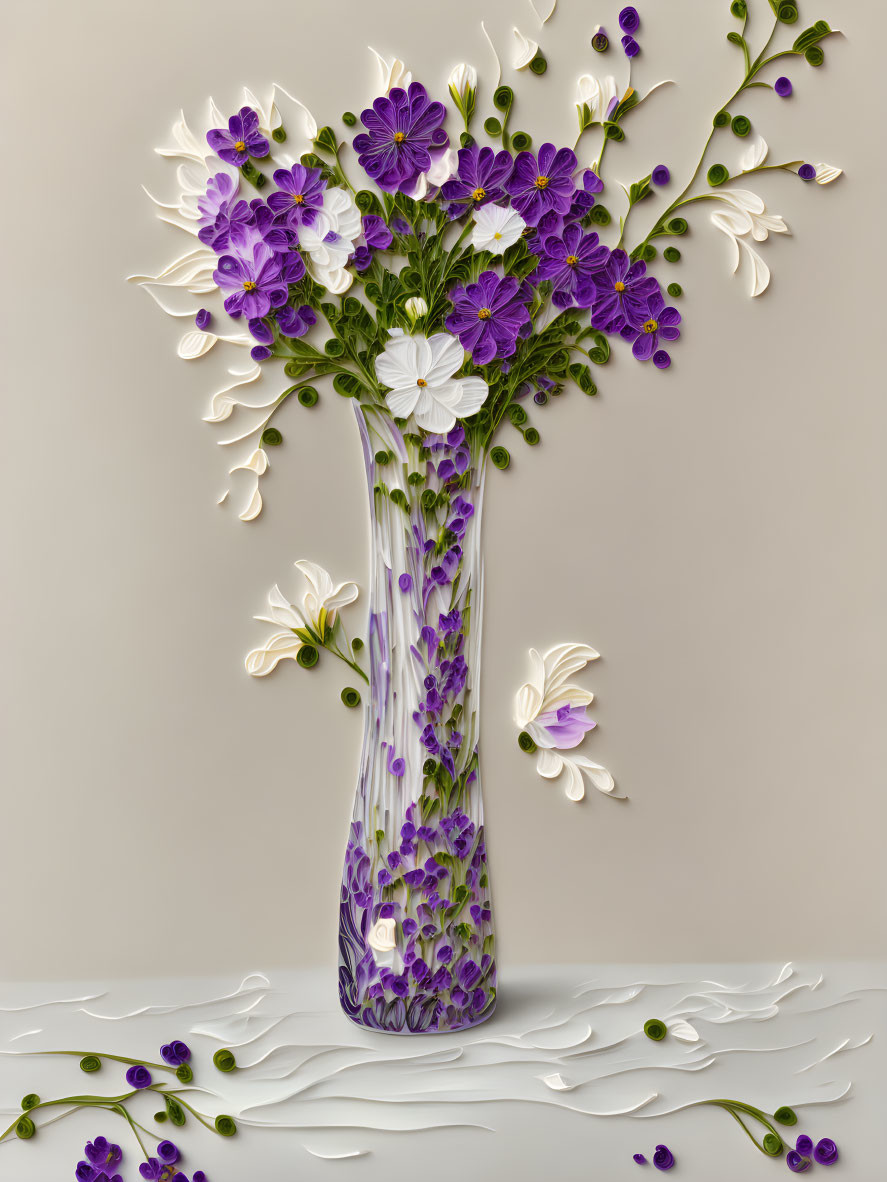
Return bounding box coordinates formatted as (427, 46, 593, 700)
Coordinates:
(337, 404, 496, 1034)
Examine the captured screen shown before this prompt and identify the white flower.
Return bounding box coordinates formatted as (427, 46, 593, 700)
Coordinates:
(514, 643, 618, 803)
(740, 134, 769, 172)
(576, 73, 618, 131)
(299, 187, 361, 294)
(472, 203, 526, 254)
(709, 189, 789, 298)
(512, 27, 539, 69)
(245, 560, 359, 677)
(812, 162, 842, 185)
(368, 47, 411, 92)
(367, 917, 397, 952)
(374, 331, 489, 433)
(448, 63, 477, 98)
(405, 296, 428, 323)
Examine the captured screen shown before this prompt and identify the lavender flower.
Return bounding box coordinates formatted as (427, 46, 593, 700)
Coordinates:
(813, 1138, 838, 1165)
(267, 164, 327, 228)
(197, 173, 252, 250)
(83, 1137, 122, 1176)
(590, 249, 659, 332)
(622, 288, 681, 361)
(124, 1065, 151, 1089)
(213, 236, 288, 319)
(622, 35, 640, 57)
(277, 303, 316, 338)
(195, 309, 211, 330)
(506, 143, 578, 226)
(798, 163, 816, 180)
(363, 214, 393, 250)
(619, 6, 641, 33)
(440, 145, 514, 208)
(159, 1041, 190, 1066)
(353, 83, 448, 193)
(795, 1135, 814, 1156)
(206, 106, 269, 166)
(445, 271, 532, 364)
(536, 224, 610, 309)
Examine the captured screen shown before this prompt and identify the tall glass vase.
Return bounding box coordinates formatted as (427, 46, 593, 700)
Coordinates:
(337, 403, 496, 1034)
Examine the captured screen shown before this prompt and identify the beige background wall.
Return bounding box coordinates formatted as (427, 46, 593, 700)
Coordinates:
(2, 0, 884, 980)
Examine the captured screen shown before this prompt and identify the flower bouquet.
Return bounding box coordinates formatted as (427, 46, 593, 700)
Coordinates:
(134, 1, 840, 1033)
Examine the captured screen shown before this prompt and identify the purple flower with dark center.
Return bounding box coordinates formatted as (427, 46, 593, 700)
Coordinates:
(445, 271, 532, 364)
(623, 288, 680, 360)
(213, 237, 288, 319)
(159, 1041, 190, 1066)
(353, 83, 448, 193)
(197, 173, 252, 250)
(506, 142, 578, 226)
(590, 248, 659, 332)
(651, 164, 670, 185)
(619, 6, 640, 33)
(195, 309, 211, 330)
(652, 1144, 674, 1171)
(207, 106, 269, 166)
(798, 163, 816, 180)
(795, 1135, 814, 1156)
(125, 1065, 151, 1089)
(440, 145, 514, 208)
(622, 34, 640, 57)
(536, 224, 610, 309)
(786, 1151, 812, 1173)
(775, 76, 793, 97)
(267, 164, 327, 228)
(813, 1138, 838, 1166)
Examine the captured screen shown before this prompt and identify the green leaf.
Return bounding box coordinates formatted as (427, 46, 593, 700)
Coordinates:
(569, 362, 597, 395)
(628, 174, 652, 206)
(313, 126, 340, 155)
(792, 20, 831, 51)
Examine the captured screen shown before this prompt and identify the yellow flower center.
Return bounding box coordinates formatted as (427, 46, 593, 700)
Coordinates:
(393, 131, 406, 143)
(565, 255, 579, 267)
(292, 193, 304, 204)
(477, 308, 492, 320)
(416, 378, 428, 387)
(614, 281, 626, 292)
(234, 140, 246, 152)
(643, 318, 658, 334)
(472, 187, 486, 202)
(493, 232, 502, 240)
(243, 280, 258, 292)
(534, 175, 550, 189)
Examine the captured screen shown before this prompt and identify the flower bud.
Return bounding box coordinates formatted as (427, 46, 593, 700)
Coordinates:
(405, 296, 428, 325)
(448, 64, 477, 127)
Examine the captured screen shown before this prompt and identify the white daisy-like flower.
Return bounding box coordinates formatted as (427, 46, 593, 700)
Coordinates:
(298, 187, 362, 294)
(471, 203, 526, 254)
(374, 330, 489, 433)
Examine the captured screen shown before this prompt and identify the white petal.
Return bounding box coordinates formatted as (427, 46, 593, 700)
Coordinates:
(514, 682, 542, 728)
(535, 748, 563, 778)
(177, 330, 216, 360)
(453, 376, 489, 418)
(813, 162, 842, 185)
(425, 332, 465, 383)
(740, 134, 768, 172)
(267, 584, 304, 630)
(239, 485, 263, 522)
(385, 383, 423, 419)
(245, 631, 303, 677)
(413, 391, 459, 434)
(512, 27, 539, 69)
(562, 759, 586, 802)
(376, 334, 419, 388)
(669, 1019, 700, 1043)
(572, 754, 618, 795)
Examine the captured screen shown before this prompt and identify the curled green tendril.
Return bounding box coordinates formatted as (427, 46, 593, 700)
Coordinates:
(763, 1133, 784, 1156)
(271, 126, 287, 143)
(296, 646, 319, 670)
(213, 1049, 237, 1073)
(261, 427, 282, 446)
(423, 758, 438, 775)
(79, 1055, 101, 1073)
(324, 338, 345, 358)
(175, 1064, 193, 1084)
(342, 111, 357, 127)
(592, 32, 609, 51)
(641, 244, 657, 261)
(389, 488, 408, 509)
(351, 638, 364, 652)
(731, 114, 751, 137)
(493, 85, 513, 111)
(341, 687, 362, 708)
(460, 132, 475, 149)
(524, 428, 540, 446)
(605, 123, 625, 141)
(491, 446, 510, 470)
(509, 405, 528, 426)
(420, 489, 437, 511)
(644, 1018, 668, 1041)
(483, 116, 501, 136)
(778, 2, 798, 22)
(407, 471, 424, 486)
(355, 190, 378, 214)
(773, 1107, 797, 1126)
(730, 0, 747, 16)
(510, 131, 532, 151)
(713, 110, 730, 128)
(707, 163, 729, 186)
(15, 1116, 35, 1140)
(667, 283, 683, 298)
(667, 217, 688, 235)
(664, 246, 682, 262)
(590, 205, 611, 225)
(529, 53, 547, 75)
(518, 731, 537, 753)
(298, 386, 319, 407)
(332, 373, 362, 398)
(805, 45, 824, 65)
(215, 1115, 237, 1137)
(21, 1095, 40, 1111)
(374, 450, 391, 465)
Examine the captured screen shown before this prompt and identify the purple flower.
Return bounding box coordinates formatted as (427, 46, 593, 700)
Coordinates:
(363, 214, 393, 249)
(197, 173, 252, 250)
(619, 6, 640, 33)
(267, 164, 327, 228)
(622, 34, 640, 57)
(590, 248, 659, 332)
(813, 1138, 838, 1166)
(125, 1065, 151, 1089)
(798, 163, 816, 180)
(276, 303, 315, 338)
(786, 1150, 812, 1173)
(775, 76, 793, 97)
(84, 1137, 122, 1174)
(213, 238, 288, 319)
(440, 145, 514, 208)
(159, 1041, 191, 1067)
(651, 164, 670, 185)
(623, 288, 680, 360)
(445, 271, 532, 364)
(795, 1136, 814, 1156)
(632, 1153, 647, 1165)
(536, 224, 610, 309)
(195, 309, 211, 330)
(156, 1141, 180, 1165)
(353, 83, 448, 193)
(652, 1144, 674, 1171)
(583, 168, 604, 194)
(207, 106, 269, 166)
(506, 143, 578, 226)
(399, 572, 413, 592)
(139, 1160, 166, 1180)
(537, 702, 597, 748)
(458, 958, 482, 989)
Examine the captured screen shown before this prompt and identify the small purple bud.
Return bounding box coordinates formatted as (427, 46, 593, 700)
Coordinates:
(250, 345, 272, 361)
(786, 1150, 812, 1173)
(651, 164, 670, 186)
(157, 1140, 180, 1164)
(622, 34, 640, 57)
(391, 757, 405, 777)
(633, 1153, 648, 1164)
(652, 1144, 675, 1172)
(619, 6, 640, 33)
(795, 1135, 814, 1156)
(798, 163, 816, 180)
(195, 309, 212, 330)
(813, 1138, 838, 1166)
(398, 572, 412, 592)
(125, 1065, 152, 1089)
(775, 76, 793, 97)
(652, 350, 671, 369)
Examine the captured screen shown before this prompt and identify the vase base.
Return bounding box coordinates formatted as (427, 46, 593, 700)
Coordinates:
(340, 999, 497, 1036)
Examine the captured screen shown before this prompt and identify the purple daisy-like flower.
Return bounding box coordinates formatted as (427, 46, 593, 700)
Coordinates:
(213, 236, 288, 320)
(590, 248, 659, 332)
(206, 106, 269, 167)
(506, 142, 578, 226)
(353, 83, 448, 193)
(622, 288, 681, 361)
(197, 172, 252, 251)
(267, 163, 327, 228)
(440, 144, 514, 208)
(445, 271, 532, 364)
(536, 223, 610, 309)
